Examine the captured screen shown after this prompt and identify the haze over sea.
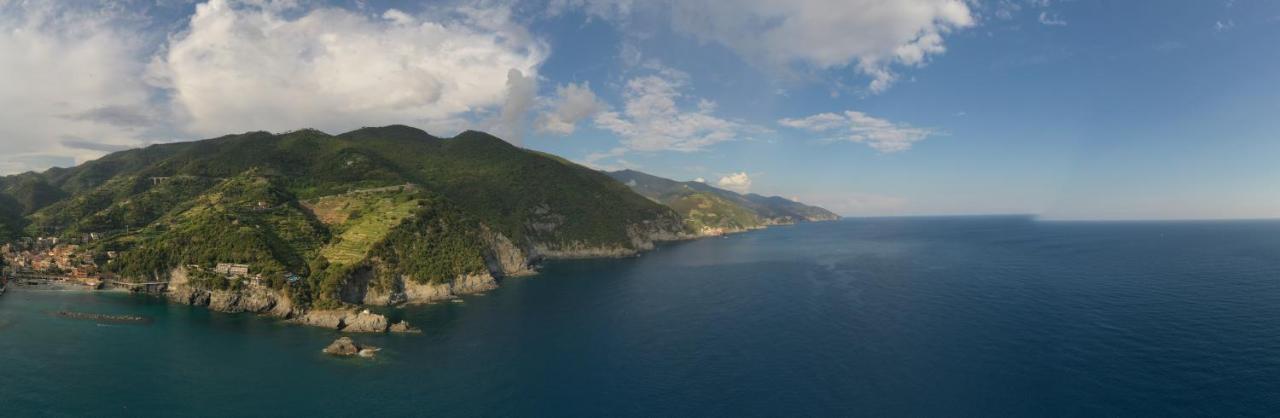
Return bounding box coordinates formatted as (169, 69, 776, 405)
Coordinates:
(3, 217, 1279, 416)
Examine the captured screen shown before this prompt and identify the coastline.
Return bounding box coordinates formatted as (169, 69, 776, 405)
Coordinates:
(94, 218, 840, 333)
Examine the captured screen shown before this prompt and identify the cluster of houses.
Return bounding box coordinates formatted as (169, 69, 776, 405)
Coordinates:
(1, 237, 108, 288)
(205, 263, 302, 288)
(2, 239, 100, 277)
(211, 262, 263, 286)
(1, 234, 307, 291)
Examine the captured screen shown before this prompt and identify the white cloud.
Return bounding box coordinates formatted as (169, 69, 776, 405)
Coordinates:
(693, 177, 706, 183)
(593, 74, 757, 154)
(717, 172, 752, 193)
(559, 0, 974, 94)
(1215, 20, 1235, 32)
(582, 146, 632, 170)
(0, 0, 551, 174)
(536, 82, 604, 135)
(491, 68, 538, 145)
(382, 8, 414, 25)
(780, 111, 936, 153)
(149, 0, 547, 136)
(0, 2, 159, 173)
(777, 112, 847, 132)
(1038, 12, 1067, 26)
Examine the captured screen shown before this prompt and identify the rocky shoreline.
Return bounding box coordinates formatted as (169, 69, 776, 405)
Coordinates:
(118, 219, 832, 334)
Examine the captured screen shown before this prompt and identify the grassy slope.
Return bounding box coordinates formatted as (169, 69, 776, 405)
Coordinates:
(304, 191, 422, 266)
(17, 127, 680, 248)
(665, 191, 764, 231)
(105, 173, 329, 283)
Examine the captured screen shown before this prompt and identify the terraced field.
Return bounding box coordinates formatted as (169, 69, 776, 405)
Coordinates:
(303, 191, 421, 266)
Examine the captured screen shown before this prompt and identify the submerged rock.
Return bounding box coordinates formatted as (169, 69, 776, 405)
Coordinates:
(323, 337, 379, 358)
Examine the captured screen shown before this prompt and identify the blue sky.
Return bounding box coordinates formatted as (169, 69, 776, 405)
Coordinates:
(1, 0, 1278, 219)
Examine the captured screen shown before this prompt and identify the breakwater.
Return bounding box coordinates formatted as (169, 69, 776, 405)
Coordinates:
(54, 311, 151, 324)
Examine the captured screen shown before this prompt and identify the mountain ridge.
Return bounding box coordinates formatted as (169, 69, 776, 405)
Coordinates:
(607, 169, 839, 235)
(0, 126, 836, 332)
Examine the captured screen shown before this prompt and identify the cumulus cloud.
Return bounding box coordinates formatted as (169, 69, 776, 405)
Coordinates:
(536, 82, 604, 135)
(594, 74, 758, 154)
(780, 111, 936, 153)
(558, 0, 974, 94)
(717, 172, 752, 193)
(0, 0, 551, 174)
(148, 0, 547, 136)
(490, 68, 538, 145)
(0, 2, 158, 173)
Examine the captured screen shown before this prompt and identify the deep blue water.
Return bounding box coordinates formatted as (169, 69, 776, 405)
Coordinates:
(4, 217, 1280, 417)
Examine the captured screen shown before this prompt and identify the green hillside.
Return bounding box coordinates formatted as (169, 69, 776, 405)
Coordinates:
(607, 169, 839, 230)
(0, 126, 687, 308)
(665, 191, 764, 232)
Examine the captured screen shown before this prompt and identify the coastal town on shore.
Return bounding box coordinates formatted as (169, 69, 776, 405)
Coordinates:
(0, 234, 275, 294)
(2, 235, 106, 290)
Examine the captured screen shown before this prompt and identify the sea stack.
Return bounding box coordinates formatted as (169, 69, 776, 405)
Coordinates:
(322, 337, 380, 358)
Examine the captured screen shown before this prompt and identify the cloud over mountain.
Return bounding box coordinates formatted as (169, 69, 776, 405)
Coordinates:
(150, 0, 546, 137)
(0, 0, 551, 174)
(537, 82, 604, 136)
(717, 172, 752, 193)
(0, 2, 156, 173)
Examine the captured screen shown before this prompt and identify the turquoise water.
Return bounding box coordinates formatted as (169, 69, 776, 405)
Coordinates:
(4, 217, 1280, 416)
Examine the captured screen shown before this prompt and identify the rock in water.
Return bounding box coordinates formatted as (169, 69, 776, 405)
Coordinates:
(389, 321, 422, 334)
(294, 309, 395, 332)
(341, 310, 388, 333)
(322, 337, 377, 357)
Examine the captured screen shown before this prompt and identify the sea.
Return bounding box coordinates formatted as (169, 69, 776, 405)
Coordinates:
(3, 216, 1280, 417)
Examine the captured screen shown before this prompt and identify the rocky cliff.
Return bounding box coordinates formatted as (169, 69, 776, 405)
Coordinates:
(163, 267, 414, 333)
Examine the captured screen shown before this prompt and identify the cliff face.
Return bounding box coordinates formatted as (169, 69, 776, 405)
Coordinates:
(165, 267, 297, 318)
(347, 271, 497, 306)
(163, 267, 413, 333)
(481, 228, 537, 277)
(154, 211, 689, 333)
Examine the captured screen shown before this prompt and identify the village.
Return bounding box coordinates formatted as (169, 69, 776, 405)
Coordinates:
(1, 236, 106, 290)
(0, 235, 282, 292)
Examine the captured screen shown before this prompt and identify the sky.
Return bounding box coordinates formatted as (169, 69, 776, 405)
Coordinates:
(1, 0, 1278, 219)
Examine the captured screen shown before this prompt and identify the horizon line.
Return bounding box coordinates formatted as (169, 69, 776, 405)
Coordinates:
(834, 214, 1280, 222)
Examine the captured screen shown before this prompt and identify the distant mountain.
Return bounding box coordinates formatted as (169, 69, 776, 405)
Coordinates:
(607, 169, 839, 234)
(0, 126, 689, 316)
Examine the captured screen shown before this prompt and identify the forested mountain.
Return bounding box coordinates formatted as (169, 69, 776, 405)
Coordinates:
(0, 126, 687, 309)
(0, 126, 836, 319)
(607, 169, 839, 233)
